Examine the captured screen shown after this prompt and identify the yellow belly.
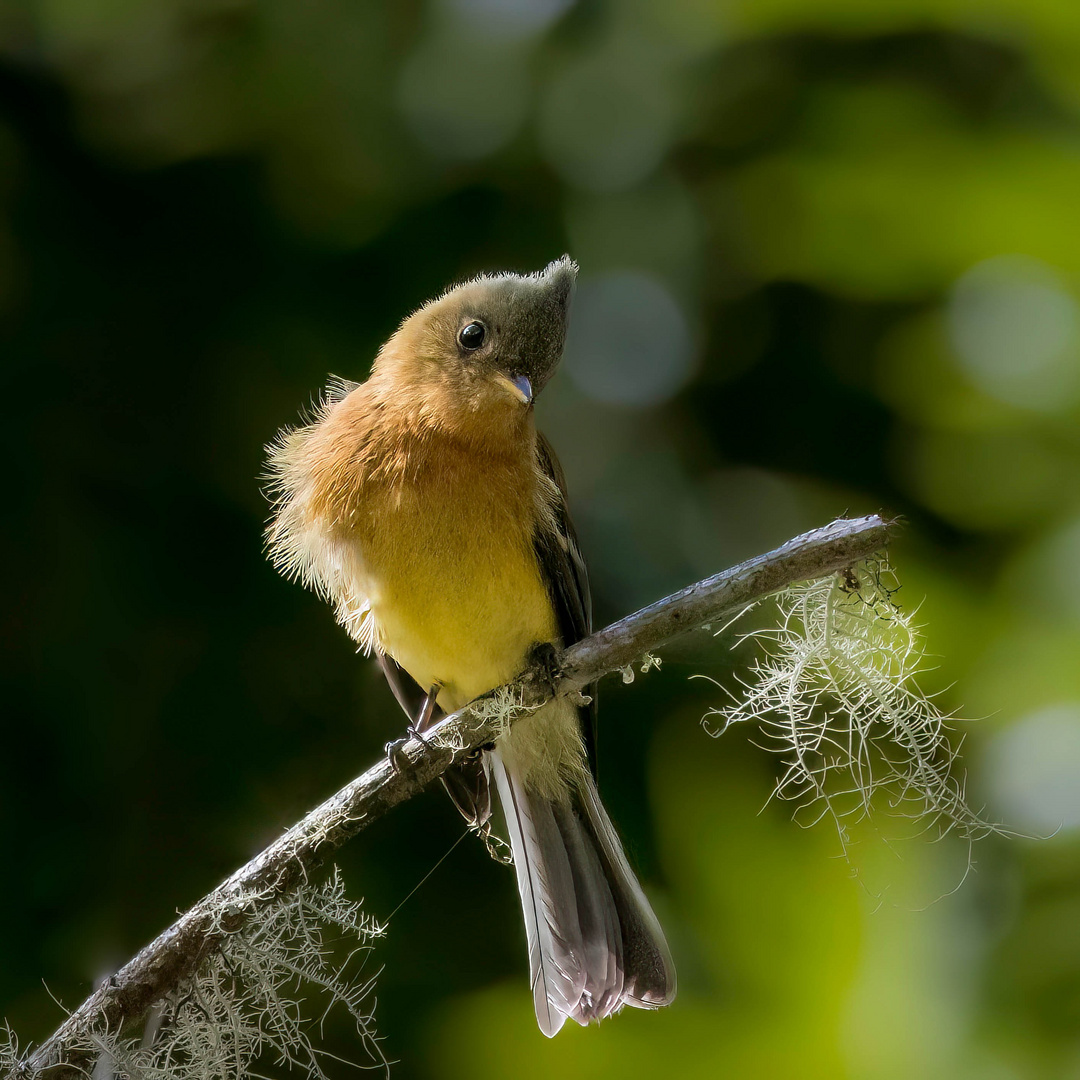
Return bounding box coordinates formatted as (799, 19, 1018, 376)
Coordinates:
(357, 469, 558, 713)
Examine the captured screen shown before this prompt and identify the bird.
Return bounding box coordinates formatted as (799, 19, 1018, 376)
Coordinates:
(264, 255, 676, 1036)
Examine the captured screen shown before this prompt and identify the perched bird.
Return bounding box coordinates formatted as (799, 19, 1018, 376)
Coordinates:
(264, 256, 676, 1036)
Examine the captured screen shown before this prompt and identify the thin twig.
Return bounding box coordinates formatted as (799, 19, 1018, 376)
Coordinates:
(16, 514, 892, 1080)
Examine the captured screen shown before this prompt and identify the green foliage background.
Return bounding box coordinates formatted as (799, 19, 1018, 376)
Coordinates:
(3, 0, 1080, 1076)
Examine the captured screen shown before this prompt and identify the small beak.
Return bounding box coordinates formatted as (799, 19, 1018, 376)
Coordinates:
(503, 373, 533, 405)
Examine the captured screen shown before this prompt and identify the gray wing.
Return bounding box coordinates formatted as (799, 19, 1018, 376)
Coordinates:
(533, 433, 598, 774)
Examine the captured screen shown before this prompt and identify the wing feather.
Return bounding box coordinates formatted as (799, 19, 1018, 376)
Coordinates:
(532, 433, 598, 774)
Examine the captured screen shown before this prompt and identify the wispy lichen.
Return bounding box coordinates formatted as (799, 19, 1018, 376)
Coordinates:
(468, 683, 540, 742)
(702, 560, 997, 850)
(2, 1021, 23, 1076)
(97, 868, 387, 1080)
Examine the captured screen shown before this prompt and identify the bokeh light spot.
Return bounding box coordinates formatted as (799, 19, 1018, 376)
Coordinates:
(1003, 514, 1080, 624)
(538, 53, 676, 191)
(563, 173, 705, 295)
(440, 0, 575, 42)
(894, 424, 1071, 530)
(397, 35, 530, 160)
(947, 256, 1080, 413)
(563, 271, 695, 407)
(983, 703, 1080, 833)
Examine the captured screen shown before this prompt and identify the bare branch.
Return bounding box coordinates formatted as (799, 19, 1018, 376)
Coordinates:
(16, 514, 891, 1080)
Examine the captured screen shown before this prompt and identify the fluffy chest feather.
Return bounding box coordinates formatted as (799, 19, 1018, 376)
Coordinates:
(267, 380, 562, 710)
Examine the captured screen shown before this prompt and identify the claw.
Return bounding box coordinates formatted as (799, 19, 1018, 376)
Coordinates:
(385, 718, 437, 773)
(385, 685, 441, 773)
(385, 736, 411, 773)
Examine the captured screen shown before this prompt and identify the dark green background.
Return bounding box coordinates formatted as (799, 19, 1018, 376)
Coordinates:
(3, 1, 1080, 1076)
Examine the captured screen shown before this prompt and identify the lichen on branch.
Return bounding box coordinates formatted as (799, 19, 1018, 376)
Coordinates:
(702, 559, 998, 849)
(91, 869, 387, 1080)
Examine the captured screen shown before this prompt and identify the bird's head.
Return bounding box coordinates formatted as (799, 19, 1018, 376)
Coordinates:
(374, 256, 578, 436)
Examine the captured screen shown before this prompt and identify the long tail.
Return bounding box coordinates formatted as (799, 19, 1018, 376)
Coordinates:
(490, 751, 676, 1037)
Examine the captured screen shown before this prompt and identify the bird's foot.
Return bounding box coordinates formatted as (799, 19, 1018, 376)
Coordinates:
(384, 723, 434, 773)
(473, 821, 514, 866)
(525, 640, 562, 694)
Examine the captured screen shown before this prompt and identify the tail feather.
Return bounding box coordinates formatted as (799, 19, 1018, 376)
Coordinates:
(492, 757, 584, 1036)
(549, 798, 624, 1021)
(576, 777, 676, 1009)
(490, 750, 676, 1036)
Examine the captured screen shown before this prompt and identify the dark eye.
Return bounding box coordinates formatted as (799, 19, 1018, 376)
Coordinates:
(458, 322, 486, 350)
